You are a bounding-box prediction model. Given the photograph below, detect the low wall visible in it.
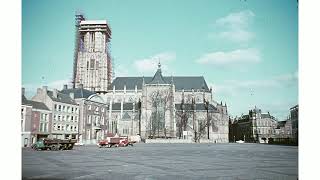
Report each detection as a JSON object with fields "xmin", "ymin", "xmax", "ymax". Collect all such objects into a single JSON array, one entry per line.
[{"xmin": 145, "ymin": 139, "xmax": 194, "ymax": 143}]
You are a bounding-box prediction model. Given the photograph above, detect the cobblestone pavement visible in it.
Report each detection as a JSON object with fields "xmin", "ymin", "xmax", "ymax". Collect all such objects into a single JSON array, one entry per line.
[{"xmin": 22, "ymin": 143, "xmax": 298, "ymax": 180}]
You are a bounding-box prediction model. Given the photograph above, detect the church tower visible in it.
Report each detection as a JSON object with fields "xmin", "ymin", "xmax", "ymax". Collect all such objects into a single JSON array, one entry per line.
[{"xmin": 73, "ymin": 13, "xmax": 112, "ymax": 93}]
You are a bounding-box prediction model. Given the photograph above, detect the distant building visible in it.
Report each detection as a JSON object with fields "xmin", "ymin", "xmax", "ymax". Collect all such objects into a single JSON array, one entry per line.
[
  {"xmin": 274, "ymin": 119, "xmax": 292, "ymax": 138},
  {"xmin": 60, "ymin": 84, "xmax": 109, "ymax": 144},
  {"xmin": 230, "ymin": 107, "xmax": 278, "ymax": 143},
  {"xmin": 21, "ymin": 88, "xmax": 51, "ymax": 147},
  {"xmin": 290, "ymin": 105, "xmax": 298, "ymax": 144},
  {"xmin": 31, "ymin": 86, "xmax": 79, "ymax": 140}
]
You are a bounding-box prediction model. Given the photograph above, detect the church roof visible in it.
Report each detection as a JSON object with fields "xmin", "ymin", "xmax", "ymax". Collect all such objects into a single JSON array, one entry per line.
[
  {"xmin": 111, "ymin": 76, "xmax": 209, "ymax": 91},
  {"xmin": 148, "ymin": 63, "xmax": 167, "ymax": 84},
  {"xmin": 175, "ymin": 103, "xmax": 218, "ymax": 111},
  {"xmin": 111, "ymin": 103, "xmax": 139, "ymax": 111}
]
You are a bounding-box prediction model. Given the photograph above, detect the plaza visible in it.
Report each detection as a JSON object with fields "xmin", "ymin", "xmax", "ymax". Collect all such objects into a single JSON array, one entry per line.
[{"xmin": 22, "ymin": 143, "xmax": 298, "ymax": 180}]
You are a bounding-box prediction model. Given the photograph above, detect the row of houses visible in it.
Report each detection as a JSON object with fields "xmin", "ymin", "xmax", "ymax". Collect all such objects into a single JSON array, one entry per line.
[
  {"xmin": 229, "ymin": 106, "xmax": 298, "ymax": 144},
  {"xmin": 21, "ymin": 85, "xmax": 136, "ymax": 147}
]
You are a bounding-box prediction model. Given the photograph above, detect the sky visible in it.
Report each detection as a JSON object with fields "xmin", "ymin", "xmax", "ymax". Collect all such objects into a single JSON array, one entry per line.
[{"xmin": 22, "ymin": 0, "xmax": 298, "ymax": 120}]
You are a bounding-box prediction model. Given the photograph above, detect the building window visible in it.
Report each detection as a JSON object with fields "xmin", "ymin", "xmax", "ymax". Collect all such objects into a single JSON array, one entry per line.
[
  {"xmin": 101, "ymin": 116, "xmax": 104, "ymax": 125},
  {"xmin": 58, "ymin": 105, "xmax": 61, "ymax": 111},
  {"xmin": 67, "ymin": 106, "xmax": 70, "ymax": 113},
  {"xmin": 90, "ymin": 59, "xmax": 95, "ymax": 69},
  {"xmin": 75, "ymin": 108, "xmax": 78, "ymax": 113},
  {"xmin": 74, "ymin": 126, "xmax": 77, "ymax": 131},
  {"xmin": 62, "ymin": 106, "xmax": 65, "ymax": 112},
  {"xmin": 62, "ymin": 115, "xmax": 65, "ymax": 121},
  {"xmin": 66, "ymin": 124, "xmax": 70, "ymax": 131},
  {"xmin": 57, "ymin": 125, "xmax": 61, "ymax": 131},
  {"xmin": 53, "ymin": 123, "xmax": 57, "ymax": 131},
  {"xmin": 54, "ymin": 104, "xmax": 57, "ymax": 111},
  {"xmin": 95, "ymin": 106, "xmax": 99, "ymax": 112},
  {"xmin": 39, "ymin": 123, "xmax": 43, "ymax": 132},
  {"xmin": 70, "ymin": 126, "xmax": 73, "ymax": 131},
  {"xmin": 75, "ymin": 116, "xmax": 78, "ymax": 122},
  {"xmin": 71, "ymin": 116, "xmax": 74, "ymax": 122},
  {"xmin": 71, "ymin": 107, "xmax": 74, "ymax": 113},
  {"xmin": 88, "ymin": 105, "xmax": 92, "ymax": 110},
  {"xmin": 58, "ymin": 115, "xmax": 61, "ymax": 121},
  {"xmin": 101, "ymin": 107, "xmax": 104, "ymax": 113}
]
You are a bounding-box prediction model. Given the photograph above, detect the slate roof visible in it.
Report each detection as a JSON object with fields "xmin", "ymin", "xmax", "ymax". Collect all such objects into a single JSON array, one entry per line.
[
  {"xmin": 60, "ymin": 88, "xmax": 95, "ymax": 99},
  {"xmin": 148, "ymin": 67, "xmax": 167, "ymax": 84},
  {"xmin": 111, "ymin": 103, "xmax": 139, "ymax": 111},
  {"xmin": 277, "ymin": 120, "xmax": 287, "ymax": 128},
  {"xmin": 21, "ymin": 95, "xmax": 50, "ymax": 111},
  {"xmin": 175, "ymin": 103, "xmax": 218, "ymax": 111},
  {"xmin": 122, "ymin": 112, "xmax": 131, "ymax": 119},
  {"xmin": 47, "ymin": 91, "xmax": 78, "ymax": 105},
  {"xmin": 111, "ymin": 76, "xmax": 209, "ymax": 91}
]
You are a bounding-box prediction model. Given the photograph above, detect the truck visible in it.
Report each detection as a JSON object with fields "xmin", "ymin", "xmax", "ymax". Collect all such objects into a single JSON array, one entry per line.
[
  {"xmin": 31, "ymin": 138, "xmax": 77, "ymax": 151},
  {"xmin": 98, "ymin": 137, "xmax": 135, "ymax": 148}
]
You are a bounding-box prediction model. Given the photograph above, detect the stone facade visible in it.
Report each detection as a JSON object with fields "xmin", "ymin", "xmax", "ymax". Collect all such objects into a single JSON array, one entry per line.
[
  {"xmin": 22, "ymin": 88, "xmax": 52, "ymax": 147},
  {"xmin": 230, "ymin": 107, "xmax": 278, "ymax": 143},
  {"xmin": 290, "ymin": 105, "xmax": 298, "ymax": 143},
  {"xmin": 74, "ymin": 18, "xmax": 112, "ymax": 92},
  {"xmin": 99, "ymin": 63, "xmax": 229, "ymax": 143},
  {"xmin": 31, "ymin": 86, "xmax": 79, "ymax": 140}
]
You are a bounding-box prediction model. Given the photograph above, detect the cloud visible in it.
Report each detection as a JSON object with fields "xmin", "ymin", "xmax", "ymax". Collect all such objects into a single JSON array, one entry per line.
[
  {"xmin": 210, "ymin": 10, "xmax": 255, "ymax": 43},
  {"xmin": 216, "ymin": 10, "xmax": 255, "ymax": 29},
  {"xmin": 209, "ymin": 71, "xmax": 298, "ymax": 120},
  {"xmin": 22, "ymin": 79, "xmax": 70, "ymax": 98},
  {"xmin": 114, "ymin": 64, "xmax": 129, "ymax": 77},
  {"xmin": 211, "ymin": 71, "xmax": 298, "ymax": 96},
  {"xmin": 133, "ymin": 52, "xmax": 176, "ymax": 74},
  {"xmin": 196, "ymin": 48, "xmax": 261, "ymax": 65}
]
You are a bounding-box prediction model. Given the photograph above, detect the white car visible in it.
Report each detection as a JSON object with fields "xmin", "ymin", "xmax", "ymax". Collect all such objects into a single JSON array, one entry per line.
[
  {"xmin": 75, "ymin": 142, "xmax": 84, "ymax": 146},
  {"xmin": 236, "ymin": 140, "xmax": 244, "ymax": 143}
]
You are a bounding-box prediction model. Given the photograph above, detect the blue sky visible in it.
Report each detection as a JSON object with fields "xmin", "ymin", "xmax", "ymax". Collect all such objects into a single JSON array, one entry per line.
[{"xmin": 22, "ymin": 0, "xmax": 298, "ymax": 120}]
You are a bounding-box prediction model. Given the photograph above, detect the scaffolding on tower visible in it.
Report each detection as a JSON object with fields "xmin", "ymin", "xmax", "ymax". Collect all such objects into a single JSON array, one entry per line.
[
  {"xmin": 72, "ymin": 11, "xmax": 85, "ymax": 88},
  {"xmin": 106, "ymin": 41, "xmax": 113, "ymax": 88}
]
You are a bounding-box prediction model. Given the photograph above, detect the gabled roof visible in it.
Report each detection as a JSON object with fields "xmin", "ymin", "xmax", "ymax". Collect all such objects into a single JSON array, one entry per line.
[
  {"xmin": 111, "ymin": 76, "xmax": 209, "ymax": 91},
  {"xmin": 60, "ymin": 88, "xmax": 95, "ymax": 99},
  {"xmin": 148, "ymin": 65, "xmax": 167, "ymax": 84},
  {"xmin": 47, "ymin": 91, "xmax": 77, "ymax": 105},
  {"xmin": 175, "ymin": 103, "xmax": 218, "ymax": 111},
  {"xmin": 122, "ymin": 112, "xmax": 131, "ymax": 120},
  {"xmin": 21, "ymin": 95, "xmax": 50, "ymax": 111}
]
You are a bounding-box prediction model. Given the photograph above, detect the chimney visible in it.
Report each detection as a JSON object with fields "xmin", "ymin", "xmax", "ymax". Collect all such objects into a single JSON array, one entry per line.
[
  {"xmin": 37, "ymin": 88, "xmax": 42, "ymax": 95},
  {"xmin": 70, "ymin": 92, "xmax": 74, "ymax": 99},
  {"xmin": 63, "ymin": 84, "xmax": 68, "ymax": 90},
  {"xmin": 22, "ymin": 87, "xmax": 25, "ymax": 96},
  {"xmin": 79, "ymin": 84, "xmax": 83, "ymax": 89},
  {"xmin": 43, "ymin": 86, "xmax": 48, "ymax": 92},
  {"xmin": 53, "ymin": 89, "xmax": 58, "ymax": 98}
]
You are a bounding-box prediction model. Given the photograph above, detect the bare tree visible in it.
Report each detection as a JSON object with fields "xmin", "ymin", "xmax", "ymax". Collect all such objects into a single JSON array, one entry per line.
[{"xmin": 146, "ymin": 89, "xmax": 173, "ymax": 138}]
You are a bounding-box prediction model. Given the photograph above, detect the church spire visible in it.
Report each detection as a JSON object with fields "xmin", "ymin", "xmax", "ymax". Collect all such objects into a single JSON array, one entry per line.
[{"xmin": 148, "ymin": 60, "xmax": 166, "ymax": 84}]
